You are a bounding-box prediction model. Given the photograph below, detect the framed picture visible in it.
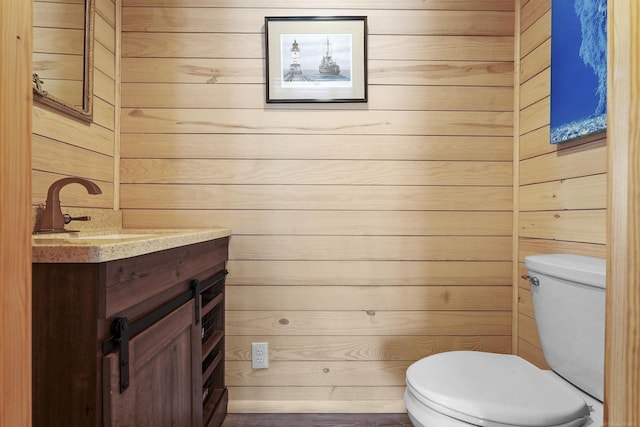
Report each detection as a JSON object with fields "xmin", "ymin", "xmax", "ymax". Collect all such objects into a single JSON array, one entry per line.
[
  {"xmin": 265, "ymin": 16, "xmax": 368, "ymax": 103},
  {"xmin": 550, "ymin": 0, "xmax": 607, "ymax": 144}
]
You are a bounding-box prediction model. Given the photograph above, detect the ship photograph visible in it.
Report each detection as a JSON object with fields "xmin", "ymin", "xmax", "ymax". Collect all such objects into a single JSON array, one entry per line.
[
  {"xmin": 319, "ymin": 38, "xmax": 340, "ymax": 75},
  {"xmin": 280, "ymin": 33, "xmax": 352, "ymax": 87}
]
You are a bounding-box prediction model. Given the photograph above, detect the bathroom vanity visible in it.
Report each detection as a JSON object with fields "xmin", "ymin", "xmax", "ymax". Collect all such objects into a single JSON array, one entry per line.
[{"xmin": 32, "ymin": 229, "xmax": 230, "ymax": 426}]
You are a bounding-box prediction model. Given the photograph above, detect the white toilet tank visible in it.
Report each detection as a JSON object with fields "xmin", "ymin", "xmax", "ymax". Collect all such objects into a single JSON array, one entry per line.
[{"xmin": 524, "ymin": 254, "xmax": 606, "ymax": 402}]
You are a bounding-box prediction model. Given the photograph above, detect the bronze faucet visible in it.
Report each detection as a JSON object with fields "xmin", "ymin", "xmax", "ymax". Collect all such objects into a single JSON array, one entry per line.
[{"xmin": 36, "ymin": 177, "xmax": 102, "ymax": 233}]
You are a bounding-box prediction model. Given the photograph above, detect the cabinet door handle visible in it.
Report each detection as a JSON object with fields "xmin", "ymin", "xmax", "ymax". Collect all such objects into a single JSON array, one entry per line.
[{"xmin": 111, "ymin": 318, "xmax": 130, "ymax": 393}]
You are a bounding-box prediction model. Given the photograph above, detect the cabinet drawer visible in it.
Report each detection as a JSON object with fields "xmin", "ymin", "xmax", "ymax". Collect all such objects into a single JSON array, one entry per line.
[{"xmin": 103, "ymin": 238, "xmax": 228, "ymax": 319}]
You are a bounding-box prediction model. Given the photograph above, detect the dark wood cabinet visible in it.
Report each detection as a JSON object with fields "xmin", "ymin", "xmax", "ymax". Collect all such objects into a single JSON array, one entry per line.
[
  {"xmin": 200, "ymin": 272, "xmax": 228, "ymax": 427},
  {"xmin": 32, "ymin": 237, "xmax": 229, "ymax": 427}
]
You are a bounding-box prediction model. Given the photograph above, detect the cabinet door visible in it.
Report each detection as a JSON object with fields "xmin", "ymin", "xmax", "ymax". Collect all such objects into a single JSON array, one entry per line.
[{"xmin": 103, "ymin": 300, "xmax": 200, "ymax": 427}]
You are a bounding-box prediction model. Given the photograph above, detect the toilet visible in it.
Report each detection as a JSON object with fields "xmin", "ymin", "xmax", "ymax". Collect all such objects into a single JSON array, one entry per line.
[{"xmin": 404, "ymin": 254, "xmax": 605, "ymax": 427}]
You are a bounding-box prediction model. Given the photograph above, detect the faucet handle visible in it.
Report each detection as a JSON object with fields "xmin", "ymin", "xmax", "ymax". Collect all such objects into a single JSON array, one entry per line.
[{"xmin": 63, "ymin": 214, "xmax": 92, "ymax": 225}]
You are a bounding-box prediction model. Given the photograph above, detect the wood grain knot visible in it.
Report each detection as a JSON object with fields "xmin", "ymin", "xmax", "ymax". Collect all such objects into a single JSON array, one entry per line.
[{"xmin": 279, "ymin": 318, "xmax": 289, "ymax": 325}]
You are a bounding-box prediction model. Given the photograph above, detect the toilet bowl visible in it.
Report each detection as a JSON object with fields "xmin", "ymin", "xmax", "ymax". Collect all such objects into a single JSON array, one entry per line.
[
  {"xmin": 404, "ymin": 351, "xmax": 602, "ymax": 427},
  {"xmin": 404, "ymin": 254, "xmax": 606, "ymax": 427}
]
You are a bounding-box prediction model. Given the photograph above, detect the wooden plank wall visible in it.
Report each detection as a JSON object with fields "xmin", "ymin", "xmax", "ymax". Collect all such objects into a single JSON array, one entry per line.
[
  {"xmin": 606, "ymin": 0, "xmax": 640, "ymax": 423},
  {"xmin": 32, "ymin": 0, "xmax": 117, "ymax": 211},
  {"xmin": 119, "ymin": 0, "xmax": 515, "ymax": 413},
  {"xmin": 1, "ymin": 0, "xmax": 32, "ymax": 424},
  {"xmin": 517, "ymin": 0, "xmax": 607, "ymax": 368},
  {"xmin": 33, "ymin": 0, "xmax": 85, "ymax": 106}
]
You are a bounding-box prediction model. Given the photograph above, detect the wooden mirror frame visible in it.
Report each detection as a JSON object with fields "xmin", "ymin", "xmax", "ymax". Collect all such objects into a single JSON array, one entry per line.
[{"xmin": 32, "ymin": 0, "xmax": 94, "ymax": 122}]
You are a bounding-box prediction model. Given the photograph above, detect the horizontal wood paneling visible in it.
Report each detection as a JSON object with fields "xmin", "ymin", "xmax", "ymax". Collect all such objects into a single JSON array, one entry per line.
[
  {"xmin": 227, "ymin": 311, "xmax": 511, "ymax": 336},
  {"xmin": 520, "ymin": 10, "xmax": 550, "ymax": 58},
  {"xmin": 520, "ymin": 97, "xmax": 549, "ymax": 135},
  {"xmin": 121, "ymin": 58, "xmax": 514, "ymax": 86},
  {"xmin": 121, "ymin": 159, "xmax": 512, "ymax": 186},
  {"xmin": 32, "ymin": 107, "xmax": 113, "ymax": 154},
  {"xmin": 123, "ymin": 0, "xmax": 516, "ymax": 10},
  {"xmin": 225, "ymin": 388, "xmax": 411, "ymax": 413},
  {"xmin": 519, "ymin": 237, "xmax": 606, "ymax": 260},
  {"xmin": 519, "ymin": 174, "xmax": 607, "ymax": 211},
  {"xmin": 520, "ymin": 68, "xmax": 549, "ymax": 109},
  {"xmin": 93, "ymin": 97, "xmax": 115, "ymax": 130},
  {"xmin": 225, "ymin": 261, "xmax": 513, "ymax": 286},
  {"xmin": 95, "ymin": 40, "xmax": 115, "ymax": 77},
  {"xmin": 227, "ymin": 386, "xmax": 406, "ymax": 403},
  {"xmin": 122, "ymin": 34, "xmax": 514, "ymax": 61},
  {"xmin": 521, "ymin": 128, "xmax": 605, "ymax": 161},
  {"xmin": 32, "ymin": 135, "xmax": 114, "ymax": 182},
  {"xmin": 516, "ymin": 4, "xmax": 607, "ymax": 369},
  {"xmin": 95, "ymin": 14, "xmax": 115, "ymax": 54},
  {"xmin": 225, "ymin": 360, "xmax": 410, "ymax": 387},
  {"xmin": 518, "ymin": 312, "xmax": 542, "ymax": 349},
  {"xmin": 120, "ymin": 1, "xmax": 514, "ymax": 412},
  {"xmin": 34, "ymin": 1, "xmax": 83, "ymax": 29},
  {"xmin": 119, "ymin": 134, "xmax": 513, "ymax": 161},
  {"xmin": 228, "ymin": 400, "xmax": 407, "ymax": 414},
  {"xmin": 32, "ymin": 0, "xmax": 117, "ymax": 211},
  {"xmin": 229, "ymin": 236, "xmax": 512, "ymax": 261},
  {"xmin": 518, "ymin": 287, "xmax": 534, "ymax": 318},
  {"xmin": 121, "ymin": 84, "xmax": 514, "ymax": 111},
  {"xmin": 521, "ymin": 139, "xmax": 607, "ymax": 185},
  {"xmin": 121, "ymin": 109, "xmax": 513, "ymax": 136},
  {"xmin": 520, "ymin": 0, "xmax": 549, "ymax": 32},
  {"xmin": 519, "ymin": 210, "xmax": 606, "ymax": 244},
  {"xmin": 120, "ymin": 184, "xmax": 512, "ymax": 211},
  {"xmin": 226, "ymin": 336, "xmax": 511, "ymax": 362},
  {"xmin": 125, "ymin": 210, "xmax": 513, "ymax": 236},
  {"xmin": 518, "ymin": 339, "xmax": 549, "ymax": 369},
  {"xmin": 96, "ymin": 0, "xmax": 115, "ymax": 26},
  {"xmin": 520, "ymin": 39, "xmax": 550, "ymax": 84},
  {"xmin": 122, "ymin": 8, "xmax": 514, "ymax": 36},
  {"xmin": 227, "ymin": 286, "xmax": 512, "ymax": 311},
  {"xmin": 94, "ymin": 69, "xmax": 115, "ymax": 105}
]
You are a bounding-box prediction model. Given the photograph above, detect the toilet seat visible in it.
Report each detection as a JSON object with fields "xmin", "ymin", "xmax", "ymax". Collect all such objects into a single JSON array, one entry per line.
[{"xmin": 406, "ymin": 351, "xmax": 590, "ymax": 427}]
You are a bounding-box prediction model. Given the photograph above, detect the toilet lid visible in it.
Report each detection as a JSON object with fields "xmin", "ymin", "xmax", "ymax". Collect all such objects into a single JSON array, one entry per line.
[{"xmin": 406, "ymin": 351, "xmax": 589, "ymax": 427}]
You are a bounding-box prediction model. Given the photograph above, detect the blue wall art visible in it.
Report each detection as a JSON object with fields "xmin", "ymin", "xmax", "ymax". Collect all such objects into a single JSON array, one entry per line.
[{"xmin": 550, "ymin": 0, "xmax": 607, "ymax": 144}]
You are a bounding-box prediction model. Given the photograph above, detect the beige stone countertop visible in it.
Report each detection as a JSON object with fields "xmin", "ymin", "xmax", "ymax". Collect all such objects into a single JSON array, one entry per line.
[{"xmin": 32, "ymin": 228, "xmax": 231, "ymax": 263}]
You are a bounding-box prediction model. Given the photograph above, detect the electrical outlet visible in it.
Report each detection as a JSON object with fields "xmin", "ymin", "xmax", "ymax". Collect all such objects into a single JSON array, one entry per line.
[{"xmin": 252, "ymin": 342, "xmax": 269, "ymax": 369}]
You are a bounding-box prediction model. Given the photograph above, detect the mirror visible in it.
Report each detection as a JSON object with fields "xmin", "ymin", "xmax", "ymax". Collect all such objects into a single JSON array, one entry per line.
[{"xmin": 32, "ymin": 0, "xmax": 94, "ymax": 122}]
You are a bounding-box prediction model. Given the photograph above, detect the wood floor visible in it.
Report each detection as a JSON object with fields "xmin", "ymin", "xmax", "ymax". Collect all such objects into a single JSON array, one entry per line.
[{"xmin": 221, "ymin": 413, "xmax": 413, "ymax": 427}]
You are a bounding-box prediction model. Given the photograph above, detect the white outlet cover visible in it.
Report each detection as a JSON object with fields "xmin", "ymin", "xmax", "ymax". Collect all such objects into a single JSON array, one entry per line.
[{"xmin": 251, "ymin": 342, "xmax": 269, "ymax": 369}]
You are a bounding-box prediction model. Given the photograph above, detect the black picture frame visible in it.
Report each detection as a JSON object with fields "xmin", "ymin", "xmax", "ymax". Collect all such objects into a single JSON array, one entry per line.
[{"xmin": 265, "ymin": 16, "xmax": 368, "ymax": 103}]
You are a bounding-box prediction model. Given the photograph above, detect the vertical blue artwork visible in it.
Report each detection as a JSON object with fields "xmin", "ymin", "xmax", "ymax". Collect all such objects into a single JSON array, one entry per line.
[{"xmin": 550, "ymin": 0, "xmax": 607, "ymax": 144}]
